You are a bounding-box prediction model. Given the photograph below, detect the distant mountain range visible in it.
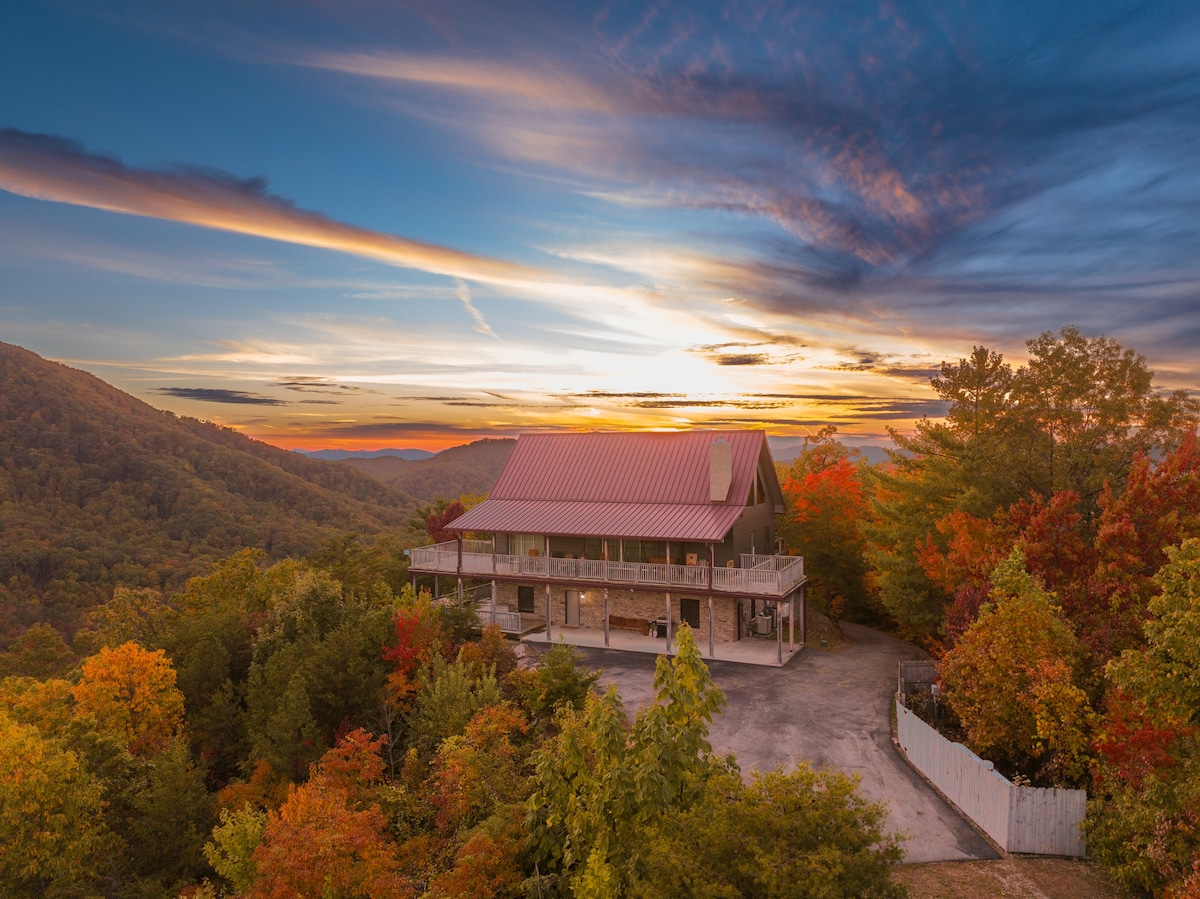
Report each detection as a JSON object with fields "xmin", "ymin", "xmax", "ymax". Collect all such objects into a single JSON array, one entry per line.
[
  {"xmin": 295, "ymin": 448, "xmax": 435, "ymax": 461},
  {"xmin": 0, "ymin": 341, "xmax": 415, "ymax": 638},
  {"xmin": 340, "ymin": 439, "xmax": 516, "ymax": 503},
  {"xmin": 768, "ymin": 439, "xmax": 894, "ymax": 467}
]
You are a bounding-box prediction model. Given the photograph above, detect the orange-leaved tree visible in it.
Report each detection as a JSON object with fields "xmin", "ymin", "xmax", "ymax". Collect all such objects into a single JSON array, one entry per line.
[{"xmin": 72, "ymin": 641, "xmax": 185, "ymax": 756}]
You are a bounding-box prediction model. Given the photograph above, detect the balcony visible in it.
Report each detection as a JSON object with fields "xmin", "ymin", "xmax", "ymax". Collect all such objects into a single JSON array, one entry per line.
[{"xmin": 410, "ymin": 541, "xmax": 805, "ymax": 598}]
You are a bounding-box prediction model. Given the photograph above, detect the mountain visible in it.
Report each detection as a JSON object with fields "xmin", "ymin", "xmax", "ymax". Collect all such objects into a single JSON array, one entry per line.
[
  {"xmin": 0, "ymin": 342, "xmax": 414, "ymax": 638},
  {"xmin": 342, "ymin": 438, "xmax": 516, "ymax": 502},
  {"xmin": 769, "ymin": 439, "xmax": 894, "ymax": 467},
  {"xmin": 295, "ymin": 448, "xmax": 435, "ymax": 461}
]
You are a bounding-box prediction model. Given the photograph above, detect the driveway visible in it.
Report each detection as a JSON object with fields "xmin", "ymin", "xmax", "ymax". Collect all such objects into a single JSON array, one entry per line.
[{"xmin": 562, "ymin": 622, "xmax": 997, "ymax": 864}]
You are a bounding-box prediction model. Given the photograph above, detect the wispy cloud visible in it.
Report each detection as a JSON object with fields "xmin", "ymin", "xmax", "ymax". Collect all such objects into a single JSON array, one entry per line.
[
  {"xmin": 153, "ymin": 387, "xmax": 285, "ymax": 405},
  {"xmin": 0, "ymin": 128, "xmax": 539, "ymax": 286}
]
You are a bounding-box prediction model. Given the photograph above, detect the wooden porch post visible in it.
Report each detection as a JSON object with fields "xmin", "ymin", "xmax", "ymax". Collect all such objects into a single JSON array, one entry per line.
[
  {"xmin": 434, "ymin": 575, "xmax": 439, "ymax": 598},
  {"xmin": 457, "ymin": 577, "xmax": 463, "ymax": 601},
  {"xmin": 603, "ymin": 588, "xmax": 610, "ymax": 648},
  {"xmin": 665, "ymin": 592, "xmax": 672, "ymax": 650},
  {"xmin": 545, "ymin": 583, "xmax": 552, "ymax": 641},
  {"xmin": 490, "ymin": 580, "xmax": 498, "ymax": 627},
  {"xmin": 801, "ymin": 583, "xmax": 807, "ymax": 645},
  {"xmin": 456, "ymin": 534, "xmax": 463, "ymax": 577},
  {"xmin": 708, "ymin": 595, "xmax": 715, "ymax": 659},
  {"xmin": 789, "ymin": 593, "xmax": 795, "ymax": 652},
  {"xmin": 776, "ymin": 601, "xmax": 783, "ymax": 665}
]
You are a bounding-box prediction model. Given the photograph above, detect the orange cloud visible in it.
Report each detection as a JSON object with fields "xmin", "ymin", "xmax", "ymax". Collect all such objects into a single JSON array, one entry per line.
[{"xmin": 0, "ymin": 129, "xmax": 538, "ymax": 287}]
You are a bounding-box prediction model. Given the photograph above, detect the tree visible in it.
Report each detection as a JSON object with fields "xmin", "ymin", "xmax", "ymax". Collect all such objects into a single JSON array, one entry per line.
[
  {"xmin": 632, "ymin": 765, "xmax": 906, "ymax": 899},
  {"xmin": 0, "ymin": 622, "xmax": 77, "ymax": 679},
  {"xmin": 525, "ymin": 624, "xmax": 724, "ymax": 898},
  {"xmin": 0, "ymin": 712, "xmax": 109, "ymax": 898},
  {"xmin": 939, "ymin": 552, "xmax": 1092, "ymax": 784},
  {"xmin": 778, "ymin": 432, "xmax": 872, "ymax": 620},
  {"xmin": 72, "ymin": 640, "xmax": 185, "ymax": 756},
  {"xmin": 1087, "ymin": 539, "xmax": 1200, "ymax": 898},
  {"xmin": 246, "ymin": 731, "xmax": 412, "ymax": 899},
  {"xmin": 865, "ymin": 328, "xmax": 1196, "ymax": 640}
]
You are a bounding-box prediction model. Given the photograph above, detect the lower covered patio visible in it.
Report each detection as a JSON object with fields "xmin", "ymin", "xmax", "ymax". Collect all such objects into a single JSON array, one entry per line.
[{"xmin": 520, "ymin": 623, "xmax": 801, "ymax": 668}]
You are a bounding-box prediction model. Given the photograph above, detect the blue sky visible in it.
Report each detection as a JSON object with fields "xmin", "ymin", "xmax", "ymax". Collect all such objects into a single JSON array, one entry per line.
[{"xmin": 2, "ymin": 0, "xmax": 1198, "ymax": 449}]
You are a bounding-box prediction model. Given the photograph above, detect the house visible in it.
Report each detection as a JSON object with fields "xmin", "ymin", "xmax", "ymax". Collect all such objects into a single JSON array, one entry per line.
[{"xmin": 408, "ymin": 430, "xmax": 806, "ymax": 662}]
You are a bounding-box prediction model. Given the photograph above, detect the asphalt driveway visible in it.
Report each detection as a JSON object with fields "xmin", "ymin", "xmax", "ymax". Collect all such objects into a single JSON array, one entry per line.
[{"xmin": 563, "ymin": 622, "xmax": 997, "ymax": 864}]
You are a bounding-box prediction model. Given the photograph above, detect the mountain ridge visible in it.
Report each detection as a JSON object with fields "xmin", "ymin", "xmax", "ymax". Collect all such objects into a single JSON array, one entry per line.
[{"xmin": 0, "ymin": 341, "xmax": 416, "ymax": 638}]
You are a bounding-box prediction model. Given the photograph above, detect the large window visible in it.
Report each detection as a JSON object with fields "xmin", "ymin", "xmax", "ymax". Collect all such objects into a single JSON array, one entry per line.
[{"xmin": 510, "ymin": 534, "xmax": 543, "ymax": 557}]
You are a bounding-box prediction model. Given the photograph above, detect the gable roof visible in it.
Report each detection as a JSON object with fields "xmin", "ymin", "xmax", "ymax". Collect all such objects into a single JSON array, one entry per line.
[{"xmin": 447, "ymin": 430, "xmax": 782, "ymax": 542}]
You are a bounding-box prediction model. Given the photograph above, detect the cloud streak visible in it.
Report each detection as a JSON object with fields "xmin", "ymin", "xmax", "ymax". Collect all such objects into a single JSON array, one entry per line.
[{"xmin": 0, "ymin": 128, "xmax": 539, "ymax": 287}]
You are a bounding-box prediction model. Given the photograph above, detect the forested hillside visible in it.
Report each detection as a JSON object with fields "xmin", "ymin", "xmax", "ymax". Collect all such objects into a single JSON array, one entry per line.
[
  {"xmin": 343, "ymin": 438, "xmax": 514, "ymax": 501},
  {"xmin": 0, "ymin": 342, "xmax": 415, "ymax": 638}
]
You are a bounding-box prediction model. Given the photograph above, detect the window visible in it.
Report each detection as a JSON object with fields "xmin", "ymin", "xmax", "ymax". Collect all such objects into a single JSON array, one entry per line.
[
  {"xmin": 518, "ymin": 586, "xmax": 535, "ymax": 614},
  {"xmin": 681, "ymin": 598, "xmax": 701, "ymax": 629}
]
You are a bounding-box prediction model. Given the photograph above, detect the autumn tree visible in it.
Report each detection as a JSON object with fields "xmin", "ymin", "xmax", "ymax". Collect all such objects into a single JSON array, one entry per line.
[
  {"xmin": 246, "ymin": 730, "xmax": 412, "ymax": 899},
  {"xmin": 72, "ymin": 640, "xmax": 185, "ymax": 756},
  {"xmin": 0, "ymin": 712, "xmax": 109, "ymax": 898},
  {"xmin": 939, "ymin": 552, "xmax": 1093, "ymax": 784},
  {"xmin": 1087, "ymin": 539, "xmax": 1200, "ymax": 898},
  {"xmin": 777, "ymin": 429, "xmax": 872, "ymax": 620},
  {"xmin": 866, "ymin": 328, "xmax": 1196, "ymax": 639}
]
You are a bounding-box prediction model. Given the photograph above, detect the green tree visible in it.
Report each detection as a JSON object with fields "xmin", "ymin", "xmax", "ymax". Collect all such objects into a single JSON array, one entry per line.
[
  {"xmin": 632, "ymin": 765, "xmax": 906, "ymax": 899},
  {"xmin": 865, "ymin": 328, "xmax": 1196, "ymax": 639},
  {"xmin": 525, "ymin": 624, "xmax": 724, "ymax": 898},
  {"xmin": 0, "ymin": 712, "xmax": 109, "ymax": 898},
  {"xmin": 1087, "ymin": 538, "xmax": 1200, "ymax": 897}
]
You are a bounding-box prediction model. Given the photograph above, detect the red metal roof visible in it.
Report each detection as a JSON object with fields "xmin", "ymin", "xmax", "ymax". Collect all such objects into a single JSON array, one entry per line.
[{"xmin": 447, "ymin": 430, "xmax": 777, "ymax": 542}]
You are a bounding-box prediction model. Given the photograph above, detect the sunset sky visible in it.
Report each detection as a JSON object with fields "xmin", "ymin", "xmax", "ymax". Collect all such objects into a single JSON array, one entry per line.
[{"xmin": 3, "ymin": 1, "xmax": 1199, "ymax": 451}]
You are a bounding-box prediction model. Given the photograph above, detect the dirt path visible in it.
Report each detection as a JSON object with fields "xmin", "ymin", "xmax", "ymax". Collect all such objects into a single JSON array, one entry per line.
[{"xmin": 894, "ymin": 857, "xmax": 1130, "ymax": 898}]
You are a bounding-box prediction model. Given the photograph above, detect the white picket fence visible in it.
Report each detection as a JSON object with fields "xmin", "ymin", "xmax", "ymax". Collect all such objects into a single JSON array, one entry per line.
[{"xmin": 895, "ymin": 701, "xmax": 1086, "ymax": 856}]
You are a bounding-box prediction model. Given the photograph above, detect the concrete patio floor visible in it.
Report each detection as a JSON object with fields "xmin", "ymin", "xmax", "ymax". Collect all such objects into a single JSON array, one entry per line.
[{"xmin": 521, "ymin": 624, "xmax": 800, "ymax": 667}]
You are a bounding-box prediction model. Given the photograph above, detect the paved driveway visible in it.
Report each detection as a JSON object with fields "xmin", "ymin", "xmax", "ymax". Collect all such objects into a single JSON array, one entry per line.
[{"xmin": 563, "ymin": 622, "xmax": 997, "ymax": 864}]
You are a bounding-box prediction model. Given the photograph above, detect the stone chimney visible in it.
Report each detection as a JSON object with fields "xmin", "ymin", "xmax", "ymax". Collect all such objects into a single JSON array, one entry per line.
[{"xmin": 709, "ymin": 438, "xmax": 732, "ymax": 502}]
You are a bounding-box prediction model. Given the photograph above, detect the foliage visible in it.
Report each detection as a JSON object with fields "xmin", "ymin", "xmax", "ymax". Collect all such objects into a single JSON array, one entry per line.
[
  {"xmin": 777, "ymin": 428, "xmax": 872, "ymax": 620},
  {"xmin": 73, "ymin": 640, "xmax": 186, "ymax": 756},
  {"xmin": 632, "ymin": 765, "xmax": 907, "ymax": 899},
  {"xmin": 516, "ymin": 640, "xmax": 600, "ymax": 722},
  {"xmin": 407, "ymin": 657, "xmax": 504, "ymax": 759},
  {"xmin": 1087, "ymin": 539, "xmax": 1200, "ymax": 898},
  {"xmin": 205, "ymin": 805, "xmax": 267, "ymax": 894},
  {"xmin": 0, "ymin": 711, "xmax": 109, "ymax": 898},
  {"xmin": 0, "ymin": 342, "xmax": 411, "ymax": 641},
  {"xmin": 525, "ymin": 624, "xmax": 724, "ymax": 898},
  {"xmin": 864, "ymin": 328, "xmax": 1197, "ymax": 640},
  {"xmin": 0, "ymin": 621, "xmax": 78, "ymax": 678},
  {"xmin": 939, "ymin": 552, "xmax": 1093, "ymax": 784}
]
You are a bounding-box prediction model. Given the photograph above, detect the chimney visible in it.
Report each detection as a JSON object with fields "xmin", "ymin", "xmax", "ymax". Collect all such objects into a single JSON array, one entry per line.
[{"xmin": 709, "ymin": 438, "xmax": 732, "ymax": 502}]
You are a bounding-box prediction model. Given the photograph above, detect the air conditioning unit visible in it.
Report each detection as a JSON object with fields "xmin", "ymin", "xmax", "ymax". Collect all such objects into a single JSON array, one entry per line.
[{"xmin": 754, "ymin": 614, "xmax": 772, "ymax": 636}]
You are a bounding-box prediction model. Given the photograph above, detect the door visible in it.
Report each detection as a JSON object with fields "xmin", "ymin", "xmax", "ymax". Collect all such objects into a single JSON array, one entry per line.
[
  {"xmin": 517, "ymin": 585, "xmax": 535, "ymax": 614},
  {"xmin": 681, "ymin": 598, "xmax": 701, "ymax": 630},
  {"xmin": 566, "ymin": 589, "xmax": 581, "ymax": 626}
]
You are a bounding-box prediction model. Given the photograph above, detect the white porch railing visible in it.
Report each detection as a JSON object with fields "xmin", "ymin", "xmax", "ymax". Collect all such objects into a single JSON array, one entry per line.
[{"xmin": 410, "ymin": 542, "xmax": 805, "ymax": 597}]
